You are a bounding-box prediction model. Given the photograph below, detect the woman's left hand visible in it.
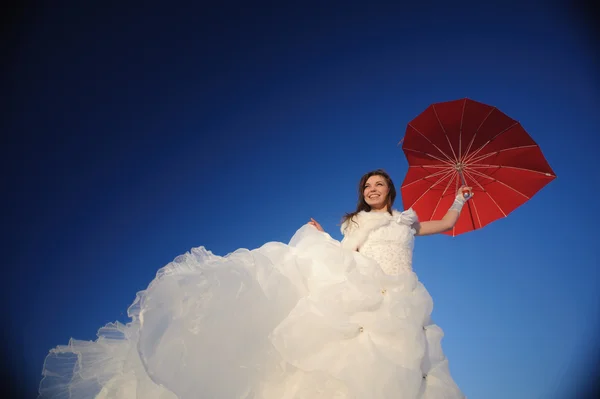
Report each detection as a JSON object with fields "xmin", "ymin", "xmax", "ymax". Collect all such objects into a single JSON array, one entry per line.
[
  {"xmin": 457, "ymin": 186, "xmax": 473, "ymax": 201},
  {"xmin": 308, "ymin": 218, "xmax": 324, "ymax": 232}
]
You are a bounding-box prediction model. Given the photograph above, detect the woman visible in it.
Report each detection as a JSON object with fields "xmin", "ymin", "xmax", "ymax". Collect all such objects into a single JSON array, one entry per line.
[{"xmin": 40, "ymin": 169, "xmax": 470, "ymax": 399}]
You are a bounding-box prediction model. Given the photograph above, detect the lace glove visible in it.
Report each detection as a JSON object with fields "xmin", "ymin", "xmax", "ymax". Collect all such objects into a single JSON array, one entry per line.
[{"xmin": 449, "ymin": 187, "xmax": 473, "ymax": 214}]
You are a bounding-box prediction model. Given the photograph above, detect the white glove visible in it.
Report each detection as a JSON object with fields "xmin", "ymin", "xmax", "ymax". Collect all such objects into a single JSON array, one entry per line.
[{"xmin": 449, "ymin": 187, "xmax": 473, "ymax": 214}]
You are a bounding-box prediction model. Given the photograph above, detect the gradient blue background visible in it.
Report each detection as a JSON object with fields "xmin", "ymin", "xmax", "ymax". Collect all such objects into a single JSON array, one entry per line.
[{"xmin": 6, "ymin": 1, "xmax": 599, "ymax": 397}]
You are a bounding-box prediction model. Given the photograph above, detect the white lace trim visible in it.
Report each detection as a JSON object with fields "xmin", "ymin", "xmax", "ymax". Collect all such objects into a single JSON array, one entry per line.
[{"xmin": 340, "ymin": 209, "xmax": 418, "ymax": 251}]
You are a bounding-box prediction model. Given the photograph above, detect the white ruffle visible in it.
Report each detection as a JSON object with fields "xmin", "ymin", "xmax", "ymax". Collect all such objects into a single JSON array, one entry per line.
[{"xmin": 39, "ymin": 217, "xmax": 464, "ymax": 399}]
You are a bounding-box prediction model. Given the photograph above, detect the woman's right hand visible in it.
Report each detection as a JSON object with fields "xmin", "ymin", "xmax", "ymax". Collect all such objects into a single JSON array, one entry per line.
[{"xmin": 308, "ymin": 218, "xmax": 324, "ymax": 232}]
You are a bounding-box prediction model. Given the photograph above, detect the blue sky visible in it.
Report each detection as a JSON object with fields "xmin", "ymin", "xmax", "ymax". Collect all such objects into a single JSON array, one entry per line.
[{"xmin": 6, "ymin": 1, "xmax": 599, "ymax": 397}]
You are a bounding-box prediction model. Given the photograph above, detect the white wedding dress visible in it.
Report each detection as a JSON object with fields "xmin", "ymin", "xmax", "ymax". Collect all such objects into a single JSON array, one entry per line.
[{"xmin": 39, "ymin": 209, "xmax": 465, "ymax": 399}]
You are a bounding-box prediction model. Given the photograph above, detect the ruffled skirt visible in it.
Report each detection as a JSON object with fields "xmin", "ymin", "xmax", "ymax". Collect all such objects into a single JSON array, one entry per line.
[{"xmin": 39, "ymin": 225, "xmax": 464, "ymax": 398}]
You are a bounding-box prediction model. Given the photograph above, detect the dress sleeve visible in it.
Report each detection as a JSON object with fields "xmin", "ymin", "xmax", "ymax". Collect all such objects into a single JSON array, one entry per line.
[{"xmin": 396, "ymin": 208, "xmax": 419, "ymax": 234}]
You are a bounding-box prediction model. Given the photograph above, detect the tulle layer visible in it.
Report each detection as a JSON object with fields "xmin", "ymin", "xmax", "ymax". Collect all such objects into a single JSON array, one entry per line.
[
  {"xmin": 39, "ymin": 225, "xmax": 464, "ymax": 398},
  {"xmin": 39, "ymin": 323, "xmax": 176, "ymax": 399}
]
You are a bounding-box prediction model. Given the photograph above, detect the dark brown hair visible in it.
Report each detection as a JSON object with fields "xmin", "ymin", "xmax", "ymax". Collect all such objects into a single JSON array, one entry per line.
[{"xmin": 341, "ymin": 169, "xmax": 397, "ymax": 227}]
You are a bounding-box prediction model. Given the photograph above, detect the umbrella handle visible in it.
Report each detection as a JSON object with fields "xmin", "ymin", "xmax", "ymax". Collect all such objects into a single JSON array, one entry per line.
[{"xmin": 458, "ymin": 171, "xmax": 472, "ymax": 200}]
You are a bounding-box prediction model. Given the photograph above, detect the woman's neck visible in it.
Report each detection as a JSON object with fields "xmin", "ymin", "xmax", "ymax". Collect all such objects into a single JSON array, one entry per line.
[{"xmin": 369, "ymin": 206, "xmax": 389, "ymax": 213}]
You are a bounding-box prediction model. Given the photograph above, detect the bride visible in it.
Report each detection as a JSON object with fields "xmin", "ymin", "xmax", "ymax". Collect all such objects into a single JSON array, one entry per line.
[{"xmin": 39, "ymin": 169, "xmax": 470, "ymax": 399}]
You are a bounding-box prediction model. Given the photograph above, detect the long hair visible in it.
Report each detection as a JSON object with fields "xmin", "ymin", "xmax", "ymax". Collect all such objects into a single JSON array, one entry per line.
[{"xmin": 341, "ymin": 169, "xmax": 397, "ymax": 227}]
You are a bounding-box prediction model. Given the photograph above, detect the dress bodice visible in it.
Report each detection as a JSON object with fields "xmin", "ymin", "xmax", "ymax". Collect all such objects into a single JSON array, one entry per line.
[{"xmin": 340, "ymin": 209, "xmax": 418, "ymax": 275}]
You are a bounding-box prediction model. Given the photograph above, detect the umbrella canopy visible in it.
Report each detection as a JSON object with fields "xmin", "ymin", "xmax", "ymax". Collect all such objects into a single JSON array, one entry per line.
[{"xmin": 400, "ymin": 98, "xmax": 556, "ymax": 236}]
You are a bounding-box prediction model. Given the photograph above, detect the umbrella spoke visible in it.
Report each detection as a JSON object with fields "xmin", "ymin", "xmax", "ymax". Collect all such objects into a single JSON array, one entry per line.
[
  {"xmin": 461, "ymin": 168, "xmax": 488, "ymax": 192},
  {"xmin": 458, "ymin": 99, "xmax": 466, "ymax": 161},
  {"xmin": 408, "ymin": 124, "xmax": 457, "ymax": 164},
  {"xmin": 408, "ymin": 169, "xmax": 457, "ymax": 209},
  {"xmin": 463, "ymin": 167, "xmax": 499, "ymax": 183},
  {"xmin": 463, "ymin": 122, "xmax": 520, "ymax": 164},
  {"xmin": 428, "ymin": 169, "xmax": 458, "ymax": 220},
  {"xmin": 484, "ymin": 192, "xmax": 507, "ymax": 217},
  {"xmin": 403, "ymin": 148, "xmax": 456, "ymax": 166},
  {"xmin": 463, "ymin": 169, "xmax": 507, "ymax": 217},
  {"xmin": 423, "ymin": 168, "xmax": 455, "ymax": 176},
  {"xmin": 465, "ymin": 145, "xmax": 539, "ymax": 165},
  {"xmin": 409, "ymin": 165, "xmax": 451, "ymax": 169},
  {"xmin": 467, "ymin": 163, "xmax": 555, "ymax": 177},
  {"xmin": 403, "ymin": 167, "xmax": 455, "ymax": 188},
  {"xmin": 433, "ymin": 104, "xmax": 459, "ymax": 163},
  {"xmin": 461, "ymin": 106, "xmax": 495, "ymax": 162},
  {"xmin": 464, "ymin": 168, "xmax": 530, "ymax": 199}
]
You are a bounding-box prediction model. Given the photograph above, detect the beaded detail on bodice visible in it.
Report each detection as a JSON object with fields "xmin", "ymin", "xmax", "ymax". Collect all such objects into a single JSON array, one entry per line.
[{"xmin": 340, "ymin": 209, "xmax": 418, "ymax": 275}]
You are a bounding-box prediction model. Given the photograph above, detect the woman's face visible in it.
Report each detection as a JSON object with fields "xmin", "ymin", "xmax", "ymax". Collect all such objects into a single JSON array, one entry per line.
[{"xmin": 363, "ymin": 175, "xmax": 390, "ymax": 211}]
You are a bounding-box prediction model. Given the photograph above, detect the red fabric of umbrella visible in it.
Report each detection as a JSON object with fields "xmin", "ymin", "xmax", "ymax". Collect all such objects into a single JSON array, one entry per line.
[{"xmin": 400, "ymin": 98, "xmax": 556, "ymax": 236}]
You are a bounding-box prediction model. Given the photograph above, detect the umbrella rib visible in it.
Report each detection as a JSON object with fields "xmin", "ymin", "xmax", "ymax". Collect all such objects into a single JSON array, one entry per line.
[
  {"xmin": 402, "ymin": 147, "xmax": 455, "ymax": 166},
  {"xmin": 402, "ymin": 167, "xmax": 455, "ymax": 188},
  {"xmin": 429, "ymin": 170, "xmax": 458, "ymax": 219},
  {"xmin": 463, "ymin": 169, "xmax": 507, "ymax": 218},
  {"xmin": 407, "ymin": 123, "xmax": 456, "ymax": 164},
  {"xmin": 407, "ymin": 169, "xmax": 457, "ymax": 210},
  {"xmin": 465, "ymin": 168, "xmax": 531, "ymax": 199},
  {"xmin": 432, "ymin": 104, "xmax": 459, "ymax": 162},
  {"xmin": 461, "ymin": 106, "xmax": 495, "ymax": 162},
  {"xmin": 465, "ymin": 144, "xmax": 539, "ymax": 165},
  {"xmin": 484, "ymin": 191, "xmax": 507, "ymax": 217},
  {"xmin": 463, "ymin": 122, "xmax": 520, "ymax": 164},
  {"xmin": 464, "ymin": 168, "xmax": 497, "ymax": 182},
  {"xmin": 461, "ymin": 168, "xmax": 487, "ymax": 192},
  {"xmin": 409, "ymin": 165, "xmax": 450, "ymax": 169},
  {"xmin": 458, "ymin": 99, "xmax": 466, "ymax": 161},
  {"xmin": 467, "ymin": 163, "xmax": 555, "ymax": 177}
]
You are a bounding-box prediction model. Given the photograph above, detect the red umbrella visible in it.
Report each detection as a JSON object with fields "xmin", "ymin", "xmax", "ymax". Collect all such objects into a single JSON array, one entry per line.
[{"xmin": 400, "ymin": 98, "xmax": 556, "ymax": 236}]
